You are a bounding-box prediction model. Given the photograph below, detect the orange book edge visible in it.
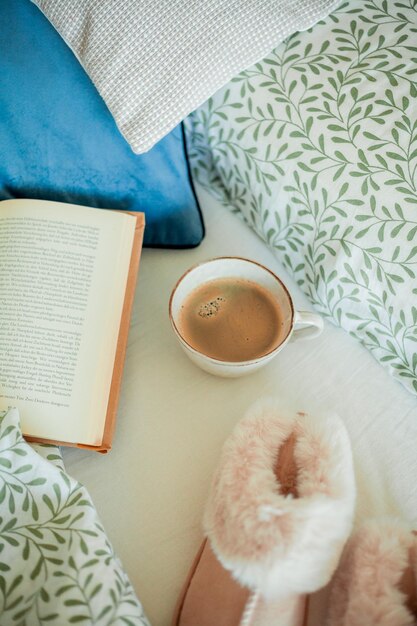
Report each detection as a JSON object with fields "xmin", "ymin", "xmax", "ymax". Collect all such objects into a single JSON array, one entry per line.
[{"xmin": 24, "ymin": 210, "xmax": 145, "ymax": 453}]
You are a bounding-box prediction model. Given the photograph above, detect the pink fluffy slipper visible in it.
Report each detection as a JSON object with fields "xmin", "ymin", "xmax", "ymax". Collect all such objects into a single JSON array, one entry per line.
[
  {"xmin": 326, "ymin": 518, "xmax": 417, "ymax": 626},
  {"xmin": 172, "ymin": 399, "xmax": 356, "ymax": 626}
]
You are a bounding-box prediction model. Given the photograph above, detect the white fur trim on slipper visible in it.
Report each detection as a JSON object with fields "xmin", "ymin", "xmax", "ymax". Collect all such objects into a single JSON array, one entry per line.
[
  {"xmin": 326, "ymin": 518, "xmax": 417, "ymax": 626},
  {"xmin": 203, "ymin": 398, "xmax": 356, "ymax": 600}
]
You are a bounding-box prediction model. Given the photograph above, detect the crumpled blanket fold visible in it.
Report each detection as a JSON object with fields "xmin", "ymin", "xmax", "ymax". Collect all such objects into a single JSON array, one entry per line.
[{"xmin": 0, "ymin": 407, "xmax": 150, "ymax": 626}]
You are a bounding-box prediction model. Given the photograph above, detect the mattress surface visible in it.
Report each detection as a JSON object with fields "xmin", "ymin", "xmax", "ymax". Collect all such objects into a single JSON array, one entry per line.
[{"xmin": 63, "ymin": 187, "xmax": 417, "ymax": 626}]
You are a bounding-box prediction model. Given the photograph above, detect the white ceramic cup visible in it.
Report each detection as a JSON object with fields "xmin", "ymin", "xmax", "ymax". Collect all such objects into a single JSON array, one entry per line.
[{"xmin": 169, "ymin": 257, "xmax": 323, "ymax": 377}]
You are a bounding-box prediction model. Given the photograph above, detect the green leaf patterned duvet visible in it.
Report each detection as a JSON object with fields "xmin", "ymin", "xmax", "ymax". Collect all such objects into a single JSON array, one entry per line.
[
  {"xmin": 186, "ymin": 0, "xmax": 417, "ymax": 396},
  {"xmin": 0, "ymin": 408, "xmax": 150, "ymax": 626}
]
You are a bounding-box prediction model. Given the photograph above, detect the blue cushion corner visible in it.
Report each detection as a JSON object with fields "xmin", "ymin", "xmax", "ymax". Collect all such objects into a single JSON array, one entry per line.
[{"xmin": 0, "ymin": 0, "xmax": 204, "ymax": 249}]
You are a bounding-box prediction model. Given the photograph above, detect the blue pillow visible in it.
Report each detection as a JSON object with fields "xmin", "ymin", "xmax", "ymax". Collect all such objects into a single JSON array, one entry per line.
[{"xmin": 0, "ymin": 0, "xmax": 204, "ymax": 248}]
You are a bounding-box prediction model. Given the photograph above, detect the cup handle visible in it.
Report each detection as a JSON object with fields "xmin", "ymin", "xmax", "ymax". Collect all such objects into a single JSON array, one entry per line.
[{"xmin": 291, "ymin": 310, "xmax": 324, "ymax": 342}]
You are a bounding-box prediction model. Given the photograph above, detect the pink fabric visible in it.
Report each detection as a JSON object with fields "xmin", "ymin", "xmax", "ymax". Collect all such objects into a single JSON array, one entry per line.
[{"xmin": 327, "ymin": 519, "xmax": 417, "ymax": 626}]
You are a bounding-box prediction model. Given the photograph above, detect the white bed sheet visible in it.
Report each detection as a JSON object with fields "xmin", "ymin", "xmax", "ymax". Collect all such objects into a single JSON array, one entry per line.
[{"xmin": 63, "ymin": 186, "xmax": 417, "ymax": 626}]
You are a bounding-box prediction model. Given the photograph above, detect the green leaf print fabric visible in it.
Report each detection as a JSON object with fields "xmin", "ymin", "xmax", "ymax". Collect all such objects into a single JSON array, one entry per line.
[
  {"xmin": 0, "ymin": 408, "xmax": 150, "ymax": 626},
  {"xmin": 186, "ymin": 0, "xmax": 417, "ymax": 395}
]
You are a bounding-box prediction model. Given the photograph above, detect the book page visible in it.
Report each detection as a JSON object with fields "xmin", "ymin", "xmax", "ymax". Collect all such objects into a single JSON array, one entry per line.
[{"xmin": 0, "ymin": 199, "xmax": 136, "ymax": 445}]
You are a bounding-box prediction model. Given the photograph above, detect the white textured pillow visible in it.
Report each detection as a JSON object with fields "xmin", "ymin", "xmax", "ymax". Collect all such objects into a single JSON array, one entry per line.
[{"xmin": 32, "ymin": 0, "xmax": 340, "ymax": 153}]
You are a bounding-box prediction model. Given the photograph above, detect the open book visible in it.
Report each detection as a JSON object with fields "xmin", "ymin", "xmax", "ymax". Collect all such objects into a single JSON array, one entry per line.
[{"xmin": 0, "ymin": 199, "xmax": 145, "ymax": 452}]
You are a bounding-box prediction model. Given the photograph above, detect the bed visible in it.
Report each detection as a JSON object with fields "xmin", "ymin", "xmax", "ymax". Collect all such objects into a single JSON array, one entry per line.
[
  {"xmin": 60, "ymin": 184, "xmax": 417, "ymax": 625},
  {"xmin": 1, "ymin": 0, "xmax": 417, "ymax": 624}
]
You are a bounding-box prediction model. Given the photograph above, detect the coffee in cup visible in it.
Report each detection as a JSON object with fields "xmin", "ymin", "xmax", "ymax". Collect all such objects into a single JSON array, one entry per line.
[
  {"xmin": 169, "ymin": 257, "xmax": 323, "ymax": 377},
  {"xmin": 177, "ymin": 277, "xmax": 286, "ymax": 362}
]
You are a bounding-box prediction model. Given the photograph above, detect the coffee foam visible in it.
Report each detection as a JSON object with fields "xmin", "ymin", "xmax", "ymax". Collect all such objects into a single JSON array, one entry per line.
[{"xmin": 178, "ymin": 277, "xmax": 284, "ymax": 362}]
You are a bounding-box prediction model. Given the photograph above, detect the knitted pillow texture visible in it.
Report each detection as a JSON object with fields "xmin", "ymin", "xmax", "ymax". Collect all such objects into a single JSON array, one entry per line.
[{"xmin": 32, "ymin": 0, "xmax": 340, "ymax": 153}]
